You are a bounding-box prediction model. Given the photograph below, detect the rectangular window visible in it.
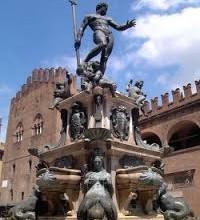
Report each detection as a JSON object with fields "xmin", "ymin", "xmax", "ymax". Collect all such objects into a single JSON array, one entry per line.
[
  {"xmin": 21, "ymin": 192, "xmax": 24, "ymax": 200},
  {"xmin": 13, "ymin": 164, "xmax": 16, "ymax": 174},
  {"xmin": 10, "ymin": 189, "xmax": 13, "ymax": 200},
  {"xmin": 165, "ymin": 169, "xmax": 195, "ymax": 189}
]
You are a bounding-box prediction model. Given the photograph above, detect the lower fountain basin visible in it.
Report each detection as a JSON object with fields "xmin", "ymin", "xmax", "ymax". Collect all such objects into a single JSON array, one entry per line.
[
  {"xmin": 116, "ymin": 166, "xmax": 159, "ymax": 190},
  {"xmin": 36, "ymin": 167, "xmax": 81, "ymax": 191}
]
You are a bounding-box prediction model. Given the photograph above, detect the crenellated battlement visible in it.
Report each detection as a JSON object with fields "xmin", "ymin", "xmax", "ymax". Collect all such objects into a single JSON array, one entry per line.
[
  {"xmin": 142, "ymin": 80, "xmax": 200, "ymax": 117},
  {"xmin": 10, "ymin": 67, "xmax": 77, "ymax": 106},
  {"xmin": 29, "ymin": 67, "xmax": 67, "ymax": 84}
]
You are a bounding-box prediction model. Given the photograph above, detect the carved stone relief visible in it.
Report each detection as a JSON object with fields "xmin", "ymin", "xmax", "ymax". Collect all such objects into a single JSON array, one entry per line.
[
  {"xmin": 119, "ymin": 155, "xmax": 144, "ymax": 169},
  {"xmin": 110, "ymin": 106, "xmax": 130, "ymax": 141},
  {"xmin": 69, "ymin": 102, "xmax": 87, "ymax": 140},
  {"xmin": 94, "ymin": 94, "xmax": 103, "ymax": 125}
]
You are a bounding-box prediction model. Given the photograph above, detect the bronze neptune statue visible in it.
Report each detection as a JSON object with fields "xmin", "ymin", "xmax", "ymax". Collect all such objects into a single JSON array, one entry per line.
[{"xmin": 75, "ymin": 2, "xmax": 136, "ymax": 74}]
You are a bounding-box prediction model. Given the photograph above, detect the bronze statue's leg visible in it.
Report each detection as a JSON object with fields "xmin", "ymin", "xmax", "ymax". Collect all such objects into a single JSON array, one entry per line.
[
  {"xmin": 100, "ymin": 49, "xmax": 106, "ymax": 73},
  {"xmin": 84, "ymin": 30, "xmax": 107, "ymax": 62},
  {"xmin": 105, "ymin": 33, "xmax": 114, "ymax": 59},
  {"xmin": 100, "ymin": 33, "xmax": 114, "ymax": 73}
]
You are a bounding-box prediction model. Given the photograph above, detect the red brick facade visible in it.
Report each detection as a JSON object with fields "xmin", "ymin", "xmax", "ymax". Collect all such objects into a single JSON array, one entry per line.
[
  {"xmin": 0, "ymin": 68, "xmax": 75, "ymax": 204},
  {"xmin": 140, "ymin": 80, "xmax": 200, "ymax": 215}
]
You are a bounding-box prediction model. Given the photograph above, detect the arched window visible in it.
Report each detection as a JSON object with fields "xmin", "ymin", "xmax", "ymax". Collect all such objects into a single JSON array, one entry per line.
[
  {"xmin": 32, "ymin": 114, "xmax": 44, "ymax": 136},
  {"xmin": 15, "ymin": 123, "xmax": 24, "ymax": 142},
  {"xmin": 142, "ymin": 132, "xmax": 162, "ymax": 147},
  {"xmin": 168, "ymin": 121, "xmax": 200, "ymax": 151}
]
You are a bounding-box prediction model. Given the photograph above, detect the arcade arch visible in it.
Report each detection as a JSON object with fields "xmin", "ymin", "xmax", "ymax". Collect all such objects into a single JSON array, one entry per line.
[
  {"xmin": 142, "ymin": 132, "xmax": 162, "ymax": 147},
  {"xmin": 168, "ymin": 120, "xmax": 200, "ymax": 151}
]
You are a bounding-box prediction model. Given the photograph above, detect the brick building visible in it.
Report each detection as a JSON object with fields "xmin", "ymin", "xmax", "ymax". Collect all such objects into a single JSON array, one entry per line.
[
  {"xmin": 140, "ymin": 80, "xmax": 200, "ymax": 215},
  {"xmin": 0, "ymin": 68, "xmax": 199, "ymax": 215},
  {"xmin": 0, "ymin": 68, "xmax": 77, "ymax": 205}
]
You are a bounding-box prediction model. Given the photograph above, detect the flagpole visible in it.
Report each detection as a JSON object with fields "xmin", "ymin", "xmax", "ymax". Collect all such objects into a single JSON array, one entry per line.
[{"xmin": 69, "ymin": 0, "xmax": 80, "ymax": 66}]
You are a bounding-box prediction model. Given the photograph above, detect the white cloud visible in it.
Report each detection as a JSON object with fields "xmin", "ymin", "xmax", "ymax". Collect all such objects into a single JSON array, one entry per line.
[
  {"xmin": 156, "ymin": 74, "xmax": 169, "ymax": 85},
  {"xmin": 109, "ymin": 56, "xmax": 128, "ymax": 72},
  {"xmin": 41, "ymin": 55, "xmax": 77, "ymax": 73},
  {"xmin": 104, "ymin": 52, "xmax": 150, "ymax": 95},
  {"xmin": 124, "ymin": 7, "xmax": 200, "ymax": 87},
  {"xmin": 0, "ymin": 85, "xmax": 13, "ymax": 142},
  {"xmin": 0, "ymin": 108, "xmax": 9, "ymax": 143},
  {"xmin": 0, "ymin": 85, "xmax": 12, "ymax": 95},
  {"xmin": 133, "ymin": 0, "xmax": 200, "ymax": 11},
  {"xmin": 0, "ymin": 121, "xmax": 7, "ymax": 142}
]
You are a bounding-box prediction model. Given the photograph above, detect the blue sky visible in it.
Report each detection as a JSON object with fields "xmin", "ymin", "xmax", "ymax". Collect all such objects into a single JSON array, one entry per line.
[{"xmin": 0, "ymin": 0, "xmax": 200, "ymax": 141}]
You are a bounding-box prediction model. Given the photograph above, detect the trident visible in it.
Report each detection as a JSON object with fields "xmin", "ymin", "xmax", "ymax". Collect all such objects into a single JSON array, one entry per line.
[{"xmin": 69, "ymin": 0, "xmax": 81, "ymax": 66}]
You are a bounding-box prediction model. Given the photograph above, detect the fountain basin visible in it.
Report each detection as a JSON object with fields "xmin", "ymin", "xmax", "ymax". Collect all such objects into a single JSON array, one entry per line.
[
  {"xmin": 116, "ymin": 166, "xmax": 159, "ymax": 191},
  {"xmin": 36, "ymin": 167, "xmax": 81, "ymax": 191}
]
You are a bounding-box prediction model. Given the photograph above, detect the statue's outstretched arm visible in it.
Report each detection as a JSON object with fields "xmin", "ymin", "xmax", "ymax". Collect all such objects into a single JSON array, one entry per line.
[{"xmin": 109, "ymin": 19, "xmax": 136, "ymax": 31}]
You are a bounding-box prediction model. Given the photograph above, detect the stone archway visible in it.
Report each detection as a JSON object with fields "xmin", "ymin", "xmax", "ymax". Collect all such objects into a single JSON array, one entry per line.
[
  {"xmin": 141, "ymin": 132, "xmax": 162, "ymax": 148},
  {"xmin": 167, "ymin": 120, "xmax": 200, "ymax": 151}
]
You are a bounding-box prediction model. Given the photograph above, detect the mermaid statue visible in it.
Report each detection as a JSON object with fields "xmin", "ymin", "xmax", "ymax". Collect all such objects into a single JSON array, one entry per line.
[{"xmin": 77, "ymin": 148, "xmax": 117, "ymax": 220}]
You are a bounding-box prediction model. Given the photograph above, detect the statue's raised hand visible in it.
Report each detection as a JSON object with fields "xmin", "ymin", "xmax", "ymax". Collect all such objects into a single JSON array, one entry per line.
[{"xmin": 126, "ymin": 19, "xmax": 136, "ymax": 28}]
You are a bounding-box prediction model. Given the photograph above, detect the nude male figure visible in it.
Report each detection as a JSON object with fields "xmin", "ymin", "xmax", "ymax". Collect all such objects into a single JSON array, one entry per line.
[{"xmin": 75, "ymin": 2, "xmax": 136, "ymax": 74}]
